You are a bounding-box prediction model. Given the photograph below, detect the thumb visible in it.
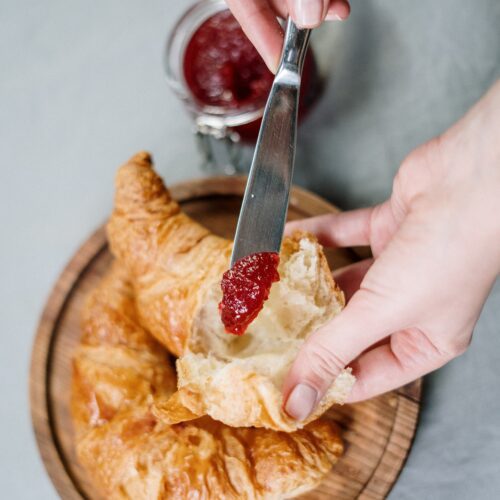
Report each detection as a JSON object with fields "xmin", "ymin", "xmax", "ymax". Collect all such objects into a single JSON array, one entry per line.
[{"xmin": 283, "ymin": 291, "xmax": 401, "ymax": 421}]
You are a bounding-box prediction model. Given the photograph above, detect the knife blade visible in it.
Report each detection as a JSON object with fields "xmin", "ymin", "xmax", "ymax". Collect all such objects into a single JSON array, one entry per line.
[{"xmin": 230, "ymin": 18, "xmax": 311, "ymax": 267}]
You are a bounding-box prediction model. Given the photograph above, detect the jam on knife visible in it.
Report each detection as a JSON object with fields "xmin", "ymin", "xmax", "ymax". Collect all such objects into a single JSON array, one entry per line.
[{"xmin": 219, "ymin": 252, "xmax": 280, "ymax": 335}]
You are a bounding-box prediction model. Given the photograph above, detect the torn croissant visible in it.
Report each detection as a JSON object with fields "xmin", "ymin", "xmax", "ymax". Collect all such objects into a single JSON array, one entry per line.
[
  {"xmin": 107, "ymin": 152, "xmax": 355, "ymax": 432},
  {"xmin": 71, "ymin": 263, "xmax": 344, "ymax": 499}
]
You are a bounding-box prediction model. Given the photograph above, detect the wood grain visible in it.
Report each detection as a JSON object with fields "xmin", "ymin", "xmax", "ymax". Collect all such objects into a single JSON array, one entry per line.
[{"xmin": 30, "ymin": 177, "xmax": 421, "ymax": 500}]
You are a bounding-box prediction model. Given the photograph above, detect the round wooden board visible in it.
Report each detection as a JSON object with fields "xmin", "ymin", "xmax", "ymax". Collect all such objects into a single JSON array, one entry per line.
[{"xmin": 30, "ymin": 176, "xmax": 421, "ymax": 500}]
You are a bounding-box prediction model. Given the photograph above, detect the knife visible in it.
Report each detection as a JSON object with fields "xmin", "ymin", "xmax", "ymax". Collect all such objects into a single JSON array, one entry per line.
[{"xmin": 230, "ymin": 18, "xmax": 311, "ymax": 267}]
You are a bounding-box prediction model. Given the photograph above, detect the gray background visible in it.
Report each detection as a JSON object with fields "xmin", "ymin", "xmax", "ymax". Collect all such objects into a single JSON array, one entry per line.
[{"xmin": 1, "ymin": 0, "xmax": 499, "ymax": 498}]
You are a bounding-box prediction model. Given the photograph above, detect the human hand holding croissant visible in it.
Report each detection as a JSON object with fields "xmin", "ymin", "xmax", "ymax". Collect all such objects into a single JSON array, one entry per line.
[{"xmin": 283, "ymin": 80, "xmax": 500, "ymax": 421}]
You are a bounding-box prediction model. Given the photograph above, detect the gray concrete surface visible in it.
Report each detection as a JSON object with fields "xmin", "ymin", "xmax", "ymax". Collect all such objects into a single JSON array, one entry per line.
[{"xmin": 1, "ymin": 1, "xmax": 499, "ymax": 498}]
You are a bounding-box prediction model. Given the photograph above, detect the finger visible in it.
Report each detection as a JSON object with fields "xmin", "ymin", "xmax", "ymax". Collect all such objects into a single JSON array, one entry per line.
[
  {"xmin": 269, "ymin": 0, "xmax": 290, "ymax": 18},
  {"xmin": 347, "ymin": 328, "xmax": 452, "ymax": 402},
  {"xmin": 287, "ymin": 0, "xmax": 329, "ymax": 28},
  {"xmin": 226, "ymin": 0, "xmax": 284, "ymax": 73},
  {"xmin": 325, "ymin": 0, "xmax": 351, "ymax": 20},
  {"xmin": 286, "ymin": 207, "xmax": 375, "ymax": 248},
  {"xmin": 286, "ymin": 200, "xmax": 400, "ymax": 255},
  {"xmin": 283, "ymin": 289, "xmax": 404, "ymax": 421},
  {"xmin": 333, "ymin": 259, "xmax": 373, "ymax": 302},
  {"xmin": 276, "ymin": 0, "xmax": 351, "ymax": 24}
]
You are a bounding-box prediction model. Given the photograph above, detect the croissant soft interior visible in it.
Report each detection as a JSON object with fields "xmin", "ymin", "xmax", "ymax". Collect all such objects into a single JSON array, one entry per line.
[
  {"xmin": 107, "ymin": 152, "xmax": 355, "ymax": 432},
  {"xmin": 167, "ymin": 234, "xmax": 356, "ymax": 431},
  {"xmin": 72, "ymin": 262, "xmax": 344, "ymax": 499}
]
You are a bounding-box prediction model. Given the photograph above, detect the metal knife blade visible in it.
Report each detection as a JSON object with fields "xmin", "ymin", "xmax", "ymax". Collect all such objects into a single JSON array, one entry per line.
[{"xmin": 230, "ymin": 19, "xmax": 311, "ymax": 267}]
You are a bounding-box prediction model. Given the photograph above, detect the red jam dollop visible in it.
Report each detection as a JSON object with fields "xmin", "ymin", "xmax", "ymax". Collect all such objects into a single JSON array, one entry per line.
[
  {"xmin": 219, "ymin": 252, "xmax": 280, "ymax": 335},
  {"xmin": 184, "ymin": 10, "xmax": 274, "ymax": 110}
]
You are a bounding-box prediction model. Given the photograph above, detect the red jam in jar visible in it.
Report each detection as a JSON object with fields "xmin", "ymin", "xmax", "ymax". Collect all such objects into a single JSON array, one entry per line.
[
  {"xmin": 184, "ymin": 10, "xmax": 273, "ymax": 110},
  {"xmin": 219, "ymin": 252, "xmax": 280, "ymax": 335},
  {"xmin": 183, "ymin": 10, "xmax": 320, "ymax": 141}
]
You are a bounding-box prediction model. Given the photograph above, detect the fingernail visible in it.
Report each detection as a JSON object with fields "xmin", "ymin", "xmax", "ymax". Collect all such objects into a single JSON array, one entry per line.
[
  {"xmin": 267, "ymin": 53, "xmax": 280, "ymax": 75},
  {"xmin": 284, "ymin": 383, "xmax": 318, "ymax": 421},
  {"xmin": 325, "ymin": 13, "xmax": 344, "ymax": 21},
  {"xmin": 293, "ymin": 0, "xmax": 325, "ymax": 28}
]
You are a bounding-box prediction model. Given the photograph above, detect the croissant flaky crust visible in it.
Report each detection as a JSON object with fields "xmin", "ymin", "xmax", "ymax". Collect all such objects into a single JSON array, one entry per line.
[
  {"xmin": 71, "ymin": 263, "xmax": 344, "ymax": 499},
  {"xmin": 71, "ymin": 262, "xmax": 176, "ymax": 438},
  {"xmin": 107, "ymin": 151, "xmax": 232, "ymax": 357},
  {"xmin": 107, "ymin": 152, "xmax": 355, "ymax": 432}
]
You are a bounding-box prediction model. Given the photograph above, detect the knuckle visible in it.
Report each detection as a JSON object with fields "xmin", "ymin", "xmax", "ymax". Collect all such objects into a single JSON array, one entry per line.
[
  {"xmin": 393, "ymin": 149, "xmax": 420, "ymax": 194},
  {"xmin": 302, "ymin": 341, "xmax": 347, "ymax": 384},
  {"xmin": 394, "ymin": 135, "xmax": 444, "ymax": 202},
  {"xmin": 391, "ymin": 328, "xmax": 442, "ymax": 368},
  {"xmin": 443, "ymin": 334, "xmax": 472, "ymax": 358},
  {"xmin": 391, "ymin": 327, "xmax": 471, "ymax": 369}
]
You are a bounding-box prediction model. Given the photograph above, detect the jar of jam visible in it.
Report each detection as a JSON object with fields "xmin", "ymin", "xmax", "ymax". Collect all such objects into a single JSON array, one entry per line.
[{"xmin": 164, "ymin": 0, "xmax": 322, "ymax": 174}]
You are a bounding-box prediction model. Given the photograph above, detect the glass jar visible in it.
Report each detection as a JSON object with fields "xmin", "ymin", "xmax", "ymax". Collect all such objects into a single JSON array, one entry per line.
[{"xmin": 164, "ymin": 0, "xmax": 323, "ymax": 174}]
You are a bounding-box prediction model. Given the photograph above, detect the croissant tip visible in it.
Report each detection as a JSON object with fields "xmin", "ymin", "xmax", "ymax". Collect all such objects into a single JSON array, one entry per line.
[
  {"xmin": 112, "ymin": 150, "xmax": 177, "ymax": 220},
  {"xmin": 129, "ymin": 151, "xmax": 153, "ymax": 167}
]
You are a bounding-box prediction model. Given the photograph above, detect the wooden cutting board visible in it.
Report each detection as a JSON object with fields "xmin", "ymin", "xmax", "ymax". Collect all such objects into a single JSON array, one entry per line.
[{"xmin": 30, "ymin": 176, "xmax": 421, "ymax": 500}]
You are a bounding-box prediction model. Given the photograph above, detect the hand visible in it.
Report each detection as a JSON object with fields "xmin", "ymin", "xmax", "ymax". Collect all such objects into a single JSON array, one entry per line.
[
  {"xmin": 283, "ymin": 80, "xmax": 500, "ymax": 421},
  {"xmin": 226, "ymin": 0, "xmax": 351, "ymax": 72}
]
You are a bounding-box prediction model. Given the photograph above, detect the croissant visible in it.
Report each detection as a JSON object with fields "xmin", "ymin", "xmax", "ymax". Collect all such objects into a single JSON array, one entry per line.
[
  {"xmin": 107, "ymin": 151, "xmax": 232, "ymax": 357},
  {"xmin": 72, "ymin": 264, "xmax": 344, "ymax": 499},
  {"xmin": 107, "ymin": 152, "xmax": 355, "ymax": 431},
  {"xmin": 71, "ymin": 262, "xmax": 176, "ymax": 438}
]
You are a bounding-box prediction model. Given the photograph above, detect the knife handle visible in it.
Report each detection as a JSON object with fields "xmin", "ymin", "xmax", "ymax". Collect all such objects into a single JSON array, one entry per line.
[{"xmin": 278, "ymin": 18, "xmax": 311, "ymax": 77}]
